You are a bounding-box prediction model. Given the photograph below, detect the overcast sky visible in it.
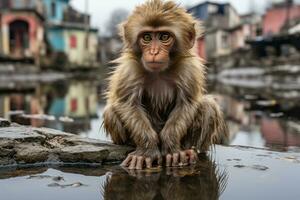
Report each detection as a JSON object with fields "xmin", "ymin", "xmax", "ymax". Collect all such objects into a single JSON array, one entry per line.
[{"xmin": 70, "ymin": 0, "xmax": 300, "ymax": 34}]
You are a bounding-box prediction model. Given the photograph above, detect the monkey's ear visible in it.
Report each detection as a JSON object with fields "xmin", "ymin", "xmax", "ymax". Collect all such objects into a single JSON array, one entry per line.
[
  {"xmin": 188, "ymin": 31, "xmax": 196, "ymax": 49},
  {"xmin": 188, "ymin": 21, "xmax": 203, "ymax": 49}
]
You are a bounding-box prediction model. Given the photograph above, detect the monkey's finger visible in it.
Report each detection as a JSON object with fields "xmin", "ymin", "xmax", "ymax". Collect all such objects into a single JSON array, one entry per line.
[
  {"xmin": 129, "ymin": 156, "xmax": 137, "ymax": 170},
  {"xmin": 121, "ymin": 155, "xmax": 132, "ymax": 167},
  {"xmin": 136, "ymin": 156, "xmax": 144, "ymax": 170},
  {"xmin": 179, "ymin": 151, "xmax": 188, "ymax": 166},
  {"xmin": 172, "ymin": 153, "xmax": 179, "ymax": 167},
  {"xmin": 145, "ymin": 157, "xmax": 152, "ymax": 169},
  {"xmin": 166, "ymin": 154, "xmax": 172, "ymax": 167},
  {"xmin": 187, "ymin": 151, "xmax": 197, "ymax": 164}
]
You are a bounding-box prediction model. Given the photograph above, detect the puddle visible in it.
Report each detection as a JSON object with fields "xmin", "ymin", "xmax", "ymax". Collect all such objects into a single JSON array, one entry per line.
[{"xmin": 0, "ymin": 146, "xmax": 300, "ymax": 200}]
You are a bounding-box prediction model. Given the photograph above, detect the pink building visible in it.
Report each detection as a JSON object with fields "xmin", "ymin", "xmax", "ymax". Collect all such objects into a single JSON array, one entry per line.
[
  {"xmin": 1, "ymin": 10, "xmax": 45, "ymax": 59},
  {"xmin": 263, "ymin": 3, "xmax": 300, "ymax": 36}
]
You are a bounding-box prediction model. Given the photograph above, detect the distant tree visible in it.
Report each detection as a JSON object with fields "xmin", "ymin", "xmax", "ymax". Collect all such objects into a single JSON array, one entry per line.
[{"xmin": 106, "ymin": 8, "xmax": 129, "ymax": 37}]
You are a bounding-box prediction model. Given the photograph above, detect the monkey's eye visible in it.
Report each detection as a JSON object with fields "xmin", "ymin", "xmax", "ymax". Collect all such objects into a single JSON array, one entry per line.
[
  {"xmin": 142, "ymin": 33, "xmax": 152, "ymax": 42},
  {"xmin": 159, "ymin": 33, "xmax": 171, "ymax": 42}
]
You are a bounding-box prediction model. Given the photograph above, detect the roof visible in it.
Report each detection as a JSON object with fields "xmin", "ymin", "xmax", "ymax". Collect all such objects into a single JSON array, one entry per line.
[
  {"xmin": 48, "ymin": 22, "xmax": 98, "ymax": 32},
  {"xmin": 0, "ymin": 9, "xmax": 45, "ymax": 21},
  {"xmin": 188, "ymin": 1, "xmax": 230, "ymax": 11}
]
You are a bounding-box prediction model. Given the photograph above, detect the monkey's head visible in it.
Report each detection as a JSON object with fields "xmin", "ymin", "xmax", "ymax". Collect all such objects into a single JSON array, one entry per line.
[{"xmin": 120, "ymin": 0, "xmax": 202, "ymax": 72}]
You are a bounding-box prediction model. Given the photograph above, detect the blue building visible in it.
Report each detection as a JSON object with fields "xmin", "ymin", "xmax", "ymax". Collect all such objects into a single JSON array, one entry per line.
[
  {"xmin": 42, "ymin": 0, "xmax": 69, "ymax": 51},
  {"xmin": 43, "ymin": 0, "xmax": 69, "ymax": 23},
  {"xmin": 42, "ymin": 0, "xmax": 99, "ymax": 68}
]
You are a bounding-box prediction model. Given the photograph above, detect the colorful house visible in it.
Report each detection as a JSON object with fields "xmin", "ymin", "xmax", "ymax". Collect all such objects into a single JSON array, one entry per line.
[
  {"xmin": 0, "ymin": 0, "xmax": 46, "ymax": 60},
  {"xmin": 263, "ymin": 2, "xmax": 300, "ymax": 36},
  {"xmin": 42, "ymin": 0, "xmax": 99, "ymax": 68}
]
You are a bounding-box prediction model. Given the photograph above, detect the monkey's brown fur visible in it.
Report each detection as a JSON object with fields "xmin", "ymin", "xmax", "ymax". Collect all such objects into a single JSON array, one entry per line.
[{"xmin": 103, "ymin": 0, "xmax": 228, "ymax": 169}]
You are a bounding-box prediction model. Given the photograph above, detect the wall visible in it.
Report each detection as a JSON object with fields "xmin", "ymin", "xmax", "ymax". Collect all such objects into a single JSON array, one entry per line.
[
  {"xmin": 48, "ymin": 27, "xmax": 65, "ymax": 51},
  {"xmin": 64, "ymin": 29, "xmax": 98, "ymax": 67}
]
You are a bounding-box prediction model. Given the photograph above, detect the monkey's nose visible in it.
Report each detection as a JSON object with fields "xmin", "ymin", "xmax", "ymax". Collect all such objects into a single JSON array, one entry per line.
[{"xmin": 150, "ymin": 49, "xmax": 159, "ymax": 55}]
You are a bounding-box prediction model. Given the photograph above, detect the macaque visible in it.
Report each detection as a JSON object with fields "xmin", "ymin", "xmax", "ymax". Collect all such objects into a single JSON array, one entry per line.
[{"xmin": 103, "ymin": 0, "xmax": 228, "ymax": 170}]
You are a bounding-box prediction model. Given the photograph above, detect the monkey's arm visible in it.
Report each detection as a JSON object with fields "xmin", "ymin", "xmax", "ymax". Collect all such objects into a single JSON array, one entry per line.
[
  {"xmin": 113, "ymin": 100, "xmax": 162, "ymax": 169},
  {"xmin": 160, "ymin": 100, "xmax": 198, "ymax": 153},
  {"xmin": 114, "ymin": 100, "xmax": 159, "ymax": 149}
]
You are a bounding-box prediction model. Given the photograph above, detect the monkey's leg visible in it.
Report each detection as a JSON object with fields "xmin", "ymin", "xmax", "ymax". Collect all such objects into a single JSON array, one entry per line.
[
  {"xmin": 103, "ymin": 105, "xmax": 129, "ymax": 145},
  {"xmin": 183, "ymin": 95, "xmax": 228, "ymax": 152},
  {"xmin": 166, "ymin": 96, "xmax": 228, "ymax": 166}
]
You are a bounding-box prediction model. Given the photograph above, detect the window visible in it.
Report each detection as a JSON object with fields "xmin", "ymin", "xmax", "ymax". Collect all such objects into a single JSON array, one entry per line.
[
  {"xmin": 71, "ymin": 98, "xmax": 77, "ymax": 112},
  {"xmin": 51, "ymin": 1, "xmax": 56, "ymax": 17},
  {"xmin": 221, "ymin": 33, "xmax": 229, "ymax": 49},
  {"xmin": 70, "ymin": 35, "xmax": 77, "ymax": 48}
]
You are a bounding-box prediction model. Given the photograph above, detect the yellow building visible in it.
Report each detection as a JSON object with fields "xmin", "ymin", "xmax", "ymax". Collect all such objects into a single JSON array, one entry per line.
[{"xmin": 63, "ymin": 26, "xmax": 98, "ymax": 68}]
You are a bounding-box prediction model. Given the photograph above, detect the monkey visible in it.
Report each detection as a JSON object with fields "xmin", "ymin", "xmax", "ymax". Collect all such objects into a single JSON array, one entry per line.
[{"xmin": 103, "ymin": 0, "xmax": 228, "ymax": 170}]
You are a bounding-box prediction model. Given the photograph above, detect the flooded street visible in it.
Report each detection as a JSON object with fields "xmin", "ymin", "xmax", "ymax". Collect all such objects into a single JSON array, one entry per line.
[
  {"xmin": 1, "ymin": 74, "xmax": 300, "ymax": 200},
  {"xmin": 1, "ymin": 145, "xmax": 300, "ymax": 200},
  {"xmin": 1, "ymin": 75, "xmax": 299, "ymax": 151}
]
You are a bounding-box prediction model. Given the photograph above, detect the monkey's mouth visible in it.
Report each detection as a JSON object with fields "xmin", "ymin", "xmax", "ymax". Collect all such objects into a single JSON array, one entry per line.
[{"xmin": 147, "ymin": 62, "xmax": 166, "ymax": 70}]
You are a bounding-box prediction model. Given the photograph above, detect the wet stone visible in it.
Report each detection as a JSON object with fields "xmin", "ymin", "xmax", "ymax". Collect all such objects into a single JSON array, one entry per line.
[
  {"xmin": 58, "ymin": 145, "xmax": 110, "ymax": 163},
  {"xmin": 33, "ymin": 127, "xmax": 74, "ymax": 139},
  {"xmin": 0, "ymin": 126, "xmax": 46, "ymax": 142},
  {"xmin": 0, "ymin": 123, "xmax": 134, "ymax": 167},
  {"xmin": 14, "ymin": 143, "xmax": 50, "ymax": 164}
]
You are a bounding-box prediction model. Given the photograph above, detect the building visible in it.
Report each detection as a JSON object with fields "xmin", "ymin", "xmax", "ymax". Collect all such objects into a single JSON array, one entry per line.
[
  {"xmin": 263, "ymin": 1, "xmax": 300, "ymax": 36},
  {"xmin": 0, "ymin": 0, "xmax": 46, "ymax": 61},
  {"xmin": 188, "ymin": 2, "xmax": 263, "ymax": 61},
  {"xmin": 188, "ymin": 1, "xmax": 241, "ymax": 60},
  {"xmin": 42, "ymin": 0, "xmax": 98, "ymax": 68}
]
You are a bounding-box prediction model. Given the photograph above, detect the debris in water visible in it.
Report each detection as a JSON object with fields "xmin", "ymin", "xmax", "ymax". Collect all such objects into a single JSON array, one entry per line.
[
  {"xmin": 47, "ymin": 182, "xmax": 87, "ymax": 188},
  {"xmin": 252, "ymin": 165, "xmax": 269, "ymax": 171},
  {"xmin": 234, "ymin": 165, "xmax": 246, "ymax": 168}
]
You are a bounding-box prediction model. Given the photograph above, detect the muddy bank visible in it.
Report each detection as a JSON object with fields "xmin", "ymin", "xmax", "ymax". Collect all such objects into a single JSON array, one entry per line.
[{"xmin": 0, "ymin": 118, "xmax": 133, "ymax": 167}]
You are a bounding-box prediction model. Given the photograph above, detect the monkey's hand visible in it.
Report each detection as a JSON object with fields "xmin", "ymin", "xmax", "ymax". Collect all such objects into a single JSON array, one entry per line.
[
  {"xmin": 164, "ymin": 149, "xmax": 198, "ymax": 167},
  {"xmin": 121, "ymin": 147, "xmax": 162, "ymax": 170}
]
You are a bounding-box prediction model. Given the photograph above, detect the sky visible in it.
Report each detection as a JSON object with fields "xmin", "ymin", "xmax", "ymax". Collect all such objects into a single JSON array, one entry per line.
[{"xmin": 70, "ymin": 0, "xmax": 299, "ymax": 34}]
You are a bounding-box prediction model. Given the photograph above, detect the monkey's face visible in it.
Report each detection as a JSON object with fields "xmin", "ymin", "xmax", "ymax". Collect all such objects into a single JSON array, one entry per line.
[{"xmin": 138, "ymin": 30, "xmax": 175, "ymax": 72}]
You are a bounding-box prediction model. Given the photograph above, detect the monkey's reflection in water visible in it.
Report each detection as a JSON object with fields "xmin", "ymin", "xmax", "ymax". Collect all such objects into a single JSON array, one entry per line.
[{"xmin": 101, "ymin": 155, "xmax": 228, "ymax": 200}]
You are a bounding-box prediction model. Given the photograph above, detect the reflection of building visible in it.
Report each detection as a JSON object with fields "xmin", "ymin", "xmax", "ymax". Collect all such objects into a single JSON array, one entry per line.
[
  {"xmin": 43, "ymin": 0, "xmax": 98, "ymax": 68},
  {"xmin": 65, "ymin": 82, "xmax": 98, "ymax": 119},
  {"xmin": 0, "ymin": 95, "xmax": 10, "ymax": 119},
  {"xmin": 0, "ymin": 0, "xmax": 46, "ymax": 61},
  {"xmin": 261, "ymin": 118, "xmax": 300, "ymax": 148}
]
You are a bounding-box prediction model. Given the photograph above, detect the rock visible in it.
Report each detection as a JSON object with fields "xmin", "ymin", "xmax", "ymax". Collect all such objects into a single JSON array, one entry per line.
[
  {"xmin": 0, "ymin": 126, "xmax": 46, "ymax": 143},
  {"xmin": 0, "ymin": 118, "xmax": 10, "ymax": 127},
  {"xmin": 33, "ymin": 127, "xmax": 74, "ymax": 139},
  {"xmin": 14, "ymin": 143, "xmax": 50, "ymax": 164},
  {"xmin": 0, "ymin": 123, "xmax": 134, "ymax": 167},
  {"xmin": 58, "ymin": 145, "xmax": 109, "ymax": 163}
]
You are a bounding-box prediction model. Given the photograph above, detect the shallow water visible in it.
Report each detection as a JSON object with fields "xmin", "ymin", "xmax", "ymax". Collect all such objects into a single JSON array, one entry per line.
[
  {"xmin": 1, "ymin": 77, "xmax": 299, "ymax": 151},
  {"xmin": 1, "ymin": 146, "xmax": 300, "ymax": 200}
]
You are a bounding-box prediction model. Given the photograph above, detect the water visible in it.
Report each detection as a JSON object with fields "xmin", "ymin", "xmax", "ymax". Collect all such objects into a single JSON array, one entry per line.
[
  {"xmin": 1, "ymin": 76, "xmax": 299, "ymax": 150},
  {"xmin": 1, "ymin": 146, "xmax": 300, "ymax": 200},
  {"xmin": 1, "ymin": 74, "xmax": 300, "ymax": 199}
]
